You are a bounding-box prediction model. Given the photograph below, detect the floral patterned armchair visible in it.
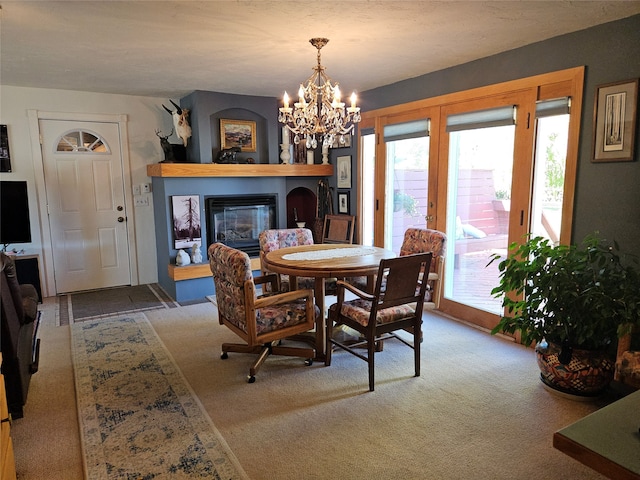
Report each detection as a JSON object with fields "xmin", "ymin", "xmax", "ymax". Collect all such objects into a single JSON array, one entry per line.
[
  {"xmin": 258, "ymin": 228, "xmax": 315, "ymax": 291},
  {"xmin": 208, "ymin": 242, "xmax": 317, "ymax": 383},
  {"xmin": 399, "ymin": 228, "xmax": 447, "ymax": 309}
]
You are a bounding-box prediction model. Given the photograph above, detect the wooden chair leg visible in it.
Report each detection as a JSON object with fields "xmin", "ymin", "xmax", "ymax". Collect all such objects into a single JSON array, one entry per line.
[
  {"xmin": 368, "ymin": 333, "xmax": 376, "ymax": 391},
  {"xmin": 414, "ymin": 322, "xmax": 421, "ymax": 377}
]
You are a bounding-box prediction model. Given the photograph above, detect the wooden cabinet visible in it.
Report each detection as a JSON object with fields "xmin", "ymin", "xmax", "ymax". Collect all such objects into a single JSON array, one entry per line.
[{"xmin": 0, "ymin": 354, "xmax": 17, "ymax": 480}]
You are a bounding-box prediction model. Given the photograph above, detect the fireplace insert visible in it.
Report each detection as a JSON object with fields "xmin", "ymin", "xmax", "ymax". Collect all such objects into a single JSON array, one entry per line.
[{"xmin": 205, "ymin": 194, "xmax": 277, "ymax": 257}]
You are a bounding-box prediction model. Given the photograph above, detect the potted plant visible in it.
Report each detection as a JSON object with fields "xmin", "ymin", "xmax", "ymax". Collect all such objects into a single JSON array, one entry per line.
[{"xmin": 488, "ymin": 233, "xmax": 640, "ymax": 397}]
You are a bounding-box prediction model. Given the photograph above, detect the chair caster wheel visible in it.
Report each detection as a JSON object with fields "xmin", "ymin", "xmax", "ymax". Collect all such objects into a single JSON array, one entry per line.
[
  {"xmin": 304, "ymin": 358, "xmax": 313, "ymax": 366},
  {"xmin": 221, "ymin": 352, "xmax": 228, "ymax": 359},
  {"xmin": 247, "ymin": 375, "xmax": 256, "ymax": 383}
]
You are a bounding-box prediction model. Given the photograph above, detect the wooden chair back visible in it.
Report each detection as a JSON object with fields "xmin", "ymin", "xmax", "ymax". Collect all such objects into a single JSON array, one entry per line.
[
  {"xmin": 326, "ymin": 252, "xmax": 433, "ymax": 391},
  {"xmin": 322, "ymin": 214, "xmax": 355, "ymax": 244}
]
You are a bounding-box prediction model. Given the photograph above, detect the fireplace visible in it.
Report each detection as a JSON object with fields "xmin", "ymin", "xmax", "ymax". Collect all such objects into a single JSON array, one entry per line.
[{"xmin": 205, "ymin": 194, "xmax": 277, "ymax": 257}]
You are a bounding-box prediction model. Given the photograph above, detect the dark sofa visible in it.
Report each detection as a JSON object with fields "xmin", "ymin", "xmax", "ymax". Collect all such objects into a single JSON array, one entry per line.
[{"xmin": 0, "ymin": 252, "xmax": 40, "ymax": 418}]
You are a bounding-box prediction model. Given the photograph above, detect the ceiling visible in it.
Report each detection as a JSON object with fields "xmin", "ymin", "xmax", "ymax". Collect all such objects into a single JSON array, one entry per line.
[{"xmin": 2, "ymin": 1, "xmax": 640, "ymax": 100}]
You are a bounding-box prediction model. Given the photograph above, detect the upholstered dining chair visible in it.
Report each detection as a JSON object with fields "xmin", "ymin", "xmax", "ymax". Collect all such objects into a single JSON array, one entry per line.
[
  {"xmin": 258, "ymin": 228, "xmax": 315, "ymax": 291},
  {"xmin": 322, "ymin": 214, "xmax": 355, "ymax": 244},
  {"xmin": 209, "ymin": 242, "xmax": 317, "ymax": 383},
  {"xmin": 326, "ymin": 252, "xmax": 433, "ymax": 391},
  {"xmin": 399, "ymin": 228, "xmax": 447, "ymax": 309}
]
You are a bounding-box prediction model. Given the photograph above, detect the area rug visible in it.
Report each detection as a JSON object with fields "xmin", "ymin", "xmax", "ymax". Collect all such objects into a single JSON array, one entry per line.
[
  {"xmin": 71, "ymin": 313, "xmax": 250, "ymax": 479},
  {"xmin": 61, "ymin": 283, "xmax": 178, "ymax": 324}
]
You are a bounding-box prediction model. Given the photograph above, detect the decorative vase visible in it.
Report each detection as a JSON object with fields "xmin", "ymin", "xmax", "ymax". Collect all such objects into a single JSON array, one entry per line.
[
  {"xmin": 280, "ymin": 143, "xmax": 291, "ymax": 164},
  {"xmin": 321, "ymin": 144, "xmax": 329, "ymax": 164},
  {"xmin": 535, "ymin": 340, "xmax": 615, "ymax": 397}
]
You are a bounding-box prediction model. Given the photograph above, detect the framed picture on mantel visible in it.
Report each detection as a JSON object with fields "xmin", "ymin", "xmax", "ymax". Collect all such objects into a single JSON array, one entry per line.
[{"xmin": 220, "ymin": 119, "xmax": 256, "ymax": 152}]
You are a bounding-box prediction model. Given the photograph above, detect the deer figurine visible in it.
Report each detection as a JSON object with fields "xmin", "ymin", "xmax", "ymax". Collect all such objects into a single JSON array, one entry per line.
[
  {"xmin": 155, "ymin": 129, "xmax": 175, "ymax": 162},
  {"xmin": 162, "ymin": 99, "xmax": 192, "ymax": 147}
]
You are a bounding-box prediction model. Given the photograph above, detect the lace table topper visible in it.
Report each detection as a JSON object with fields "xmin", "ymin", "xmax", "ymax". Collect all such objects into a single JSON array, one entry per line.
[{"xmin": 282, "ymin": 246, "xmax": 378, "ymax": 261}]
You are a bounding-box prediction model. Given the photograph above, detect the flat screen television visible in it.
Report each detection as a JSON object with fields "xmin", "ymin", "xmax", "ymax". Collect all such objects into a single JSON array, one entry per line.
[{"xmin": 0, "ymin": 180, "xmax": 32, "ymax": 247}]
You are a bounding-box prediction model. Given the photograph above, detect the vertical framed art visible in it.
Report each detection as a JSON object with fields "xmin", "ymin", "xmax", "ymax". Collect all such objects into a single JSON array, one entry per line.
[
  {"xmin": 337, "ymin": 155, "xmax": 351, "ymax": 189},
  {"xmin": 0, "ymin": 124, "xmax": 11, "ymax": 172},
  {"xmin": 171, "ymin": 195, "xmax": 201, "ymax": 249},
  {"xmin": 592, "ymin": 79, "xmax": 638, "ymax": 162},
  {"xmin": 337, "ymin": 192, "xmax": 350, "ymax": 214}
]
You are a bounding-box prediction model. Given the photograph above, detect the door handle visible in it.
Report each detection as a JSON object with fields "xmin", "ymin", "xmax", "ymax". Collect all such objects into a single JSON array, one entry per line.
[{"xmin": 117, "ymin": 217, "xmax": 125, "ymax": 223}]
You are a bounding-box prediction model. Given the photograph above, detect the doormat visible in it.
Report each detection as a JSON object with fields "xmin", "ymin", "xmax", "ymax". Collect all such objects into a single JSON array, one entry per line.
[
  {"xmin": 60, "ymin": 283, "xmax": 178, "ymax": 324},
  {"xmin": 71, "ymin": 313, "xmax": 250, "ymax": 479}
]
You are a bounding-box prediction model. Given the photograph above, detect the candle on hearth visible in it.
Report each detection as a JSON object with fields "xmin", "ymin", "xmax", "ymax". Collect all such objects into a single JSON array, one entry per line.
[{"xmin": 282, "ymin": 127, "xmax": 289, "ymax": 145}]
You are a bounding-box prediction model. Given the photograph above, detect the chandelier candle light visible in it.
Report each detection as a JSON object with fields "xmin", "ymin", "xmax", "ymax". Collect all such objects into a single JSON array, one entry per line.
[{"xmin": 279, "ymin": 38, "xmax": 361, "ymax": 150}]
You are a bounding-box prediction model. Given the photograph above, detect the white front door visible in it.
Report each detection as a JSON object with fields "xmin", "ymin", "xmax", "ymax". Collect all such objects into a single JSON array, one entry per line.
[{"xmin": 39, "ymin": 119, "xmax": 131, "ymax": 293}]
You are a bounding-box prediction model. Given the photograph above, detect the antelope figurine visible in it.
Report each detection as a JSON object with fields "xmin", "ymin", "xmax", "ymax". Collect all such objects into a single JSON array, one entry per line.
[{"xmin": 162, "ymin": 99, "xmax": 192, "ymax": 147}]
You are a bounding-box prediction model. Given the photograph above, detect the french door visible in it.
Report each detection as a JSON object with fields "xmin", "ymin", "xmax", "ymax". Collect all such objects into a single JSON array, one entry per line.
[
  {"xmin": 437, "ymin": 93, "xmax": 534, "ymax": 328},
  {"xmin": 358, "ymin": 67, "xmax": 583, "ymax": 332},
  {"xmin": 359, "ymin": 110, "xmax": 440, "ymax": 251}
]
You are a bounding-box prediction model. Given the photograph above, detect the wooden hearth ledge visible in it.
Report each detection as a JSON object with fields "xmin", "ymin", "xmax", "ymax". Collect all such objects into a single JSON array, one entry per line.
[{"xmin": 168, "ymin": 258, "xmax": 261, "ymax": 281}]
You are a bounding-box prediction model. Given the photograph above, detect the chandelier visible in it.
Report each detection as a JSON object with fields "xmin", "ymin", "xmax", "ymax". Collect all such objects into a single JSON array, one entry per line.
[{"xmin": 278, "ymin": 38, "xmax": 361, "ymax": 150}]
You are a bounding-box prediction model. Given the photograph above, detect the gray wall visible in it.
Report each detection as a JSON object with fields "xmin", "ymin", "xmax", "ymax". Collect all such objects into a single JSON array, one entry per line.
[{"xmin": 360, "ymin": 14, "xmax": 640, "ymax": 257}]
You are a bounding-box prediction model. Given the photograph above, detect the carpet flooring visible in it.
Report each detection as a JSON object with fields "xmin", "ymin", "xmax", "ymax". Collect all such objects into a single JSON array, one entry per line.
[
  {"xmin": 13, "ymin": 297, "xmax": 622, "ymax": 480},
  {"xmin": 70, "ymin": 312, "xmax": 249, "ymax": 479}
]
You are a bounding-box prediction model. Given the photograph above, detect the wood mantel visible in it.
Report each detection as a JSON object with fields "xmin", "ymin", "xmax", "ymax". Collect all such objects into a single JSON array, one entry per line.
[{"xmin": 147, "ymin": 163, "xmax": 334, "ymax": 178}]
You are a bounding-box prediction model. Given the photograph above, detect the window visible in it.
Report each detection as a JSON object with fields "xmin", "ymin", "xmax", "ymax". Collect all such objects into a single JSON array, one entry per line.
[{"xmin": 56, "ymin": 130, "xmax": 109, "ymax": 153}]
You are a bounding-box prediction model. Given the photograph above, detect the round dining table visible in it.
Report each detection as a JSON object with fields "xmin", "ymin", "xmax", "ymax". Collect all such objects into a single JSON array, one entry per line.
[{"xmin": 262, "ymin": 243, "xmax": 396, "ymax": 359}]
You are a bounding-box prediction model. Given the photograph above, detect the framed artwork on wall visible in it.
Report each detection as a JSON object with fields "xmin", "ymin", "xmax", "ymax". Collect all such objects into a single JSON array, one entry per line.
[
  {"xmin": 338, "ymin": 191, "xmax": 350, "ymax": 214},
  {"xmin": 337, "ymin": 155, "xmax": 351, "ymax": 189},
  {"xmin": 331, "ymin": 134, "xmax": 352, "ymax": 148},
  {"xmin": 0, "ymin": 124, "xmax": 11, "ymax": 172},
  {"xmin": 171, "ymin": 195, "xmax": 202, "ymax": 250},
  {"xmin": 220, "ymin": 119, "xmax": 257, "ymax": 152},
  {"xmin": 592, "ymin": 78, "xmax": 638, "ymax": 162}
]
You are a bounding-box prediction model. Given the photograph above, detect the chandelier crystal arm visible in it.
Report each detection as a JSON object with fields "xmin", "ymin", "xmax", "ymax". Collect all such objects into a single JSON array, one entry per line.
[{"xmin": 278, "ymin": 37, "xmax": 360, "ymax": 150}]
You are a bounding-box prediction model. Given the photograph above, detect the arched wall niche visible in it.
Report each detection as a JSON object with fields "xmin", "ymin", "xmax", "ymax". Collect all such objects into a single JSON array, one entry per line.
[{"xmin": 286, "ymin": 186, "xmax": 316, "ymax": 231}]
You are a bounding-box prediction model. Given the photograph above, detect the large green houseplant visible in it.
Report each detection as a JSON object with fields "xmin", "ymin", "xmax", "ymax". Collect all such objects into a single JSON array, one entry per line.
[{"xmin": 488, "ymin": 233, "xmax": 640, "ymax": 395}]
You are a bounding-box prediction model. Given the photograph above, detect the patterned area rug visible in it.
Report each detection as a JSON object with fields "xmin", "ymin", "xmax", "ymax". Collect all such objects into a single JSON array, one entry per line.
[{"xmin": 71, "ymin": 313, "xmax": 250, "ymax": 479}]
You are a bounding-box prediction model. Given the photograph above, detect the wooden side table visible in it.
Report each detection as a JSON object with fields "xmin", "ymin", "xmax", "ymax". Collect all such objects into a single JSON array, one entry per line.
[{"xmin": 553, "ymin": 389, "xmax": 640, "ymax": 480}]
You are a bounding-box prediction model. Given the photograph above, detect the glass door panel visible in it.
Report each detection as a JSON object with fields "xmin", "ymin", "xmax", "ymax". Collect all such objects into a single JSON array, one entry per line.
[
  {"xmin": 384, "ymin": 136, "xmax": 430, "ymax": 252},
  {"xmin": 531, "ymin": 114, "xmax": 570, "ymax": 243},
  {"xmin": 443, "ymin": 125, "xmax": 514, "ymax": 315},
  {"xmin": 361, "ymin": 132, "xmax": 376, "ymax": 246}
]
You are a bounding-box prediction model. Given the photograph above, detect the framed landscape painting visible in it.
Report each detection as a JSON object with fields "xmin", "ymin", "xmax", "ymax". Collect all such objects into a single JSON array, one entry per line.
[{"xmin": 220, "ymin": 119, "xmax": 256, "ymax": 152}]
